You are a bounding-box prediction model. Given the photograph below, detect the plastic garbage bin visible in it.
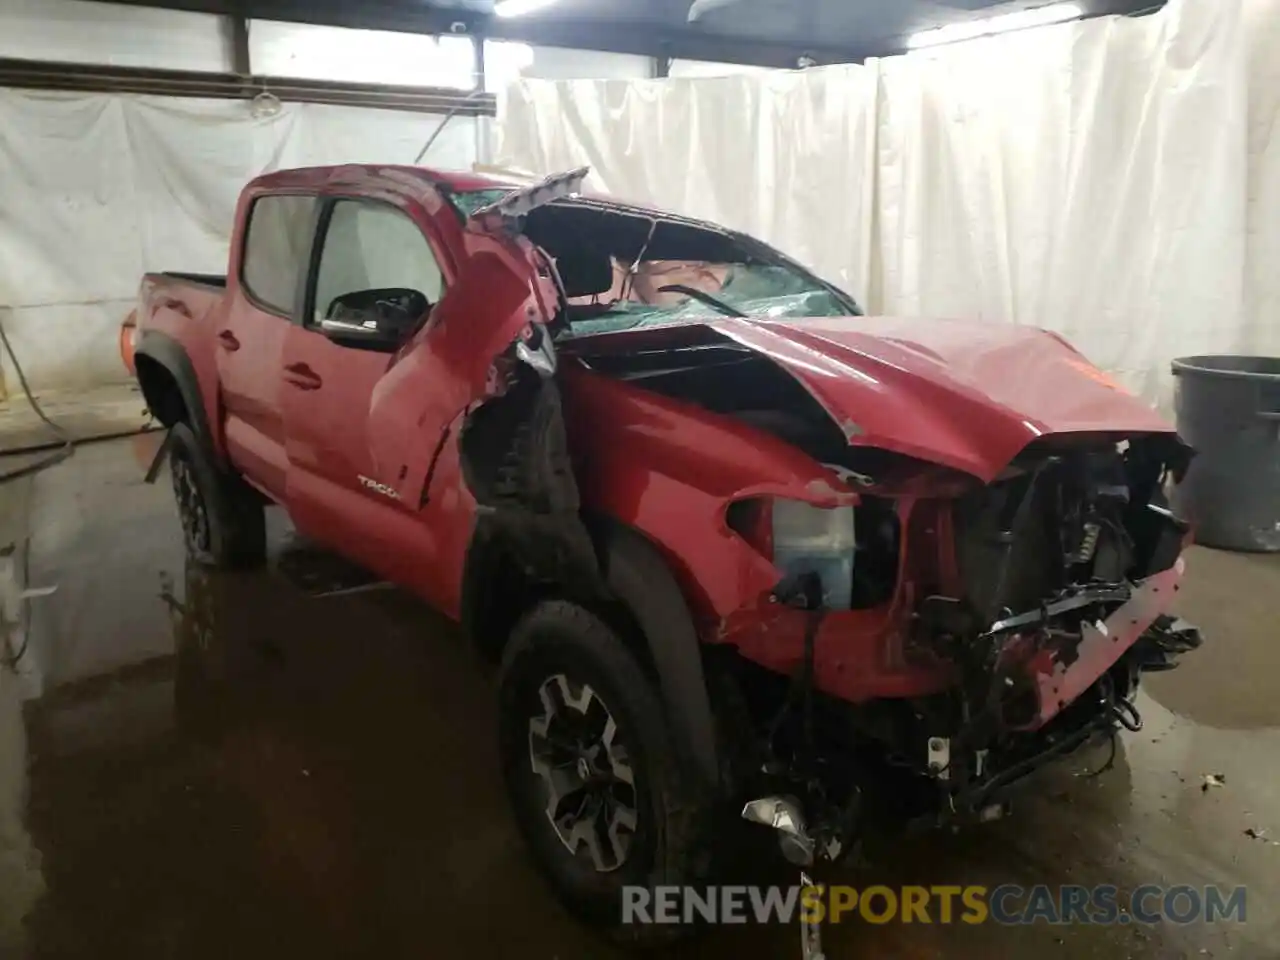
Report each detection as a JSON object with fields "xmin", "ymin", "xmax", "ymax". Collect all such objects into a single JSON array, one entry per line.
[{"xmin": 1170, "ymin": 355, "xmax": 1280, "ymax": 552}]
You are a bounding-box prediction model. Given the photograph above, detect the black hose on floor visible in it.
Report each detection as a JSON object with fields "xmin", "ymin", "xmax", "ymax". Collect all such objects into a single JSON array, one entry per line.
[
  {"xmin": 0, "ymin": 318, "xmax": 75, "ymax": 671},
  {"xmin": 0, "ymin": 319, "xmax": 75, "ymax": 485},
  {"xmin": 1, "ymin": 541, "xmax": 34, "ymax": 671}
]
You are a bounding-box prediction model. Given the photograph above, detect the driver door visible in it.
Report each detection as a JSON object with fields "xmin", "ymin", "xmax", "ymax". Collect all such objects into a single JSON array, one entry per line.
[{"xmin": 280, "ymin": 196, "xmax": 447, "ymax": 577}]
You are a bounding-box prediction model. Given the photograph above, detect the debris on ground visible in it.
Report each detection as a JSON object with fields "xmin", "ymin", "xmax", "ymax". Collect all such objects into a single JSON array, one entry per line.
[
  {"xmin": 1243, "ymin": 827, "xmax": 1270, "ymax": 842},
  {"xmin": 1201, "ymin": 773, "xmax": 1226, "ymax": 792}
]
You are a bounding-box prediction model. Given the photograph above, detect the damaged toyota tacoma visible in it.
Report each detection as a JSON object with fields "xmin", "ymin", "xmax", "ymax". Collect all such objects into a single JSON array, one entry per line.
[{"xmin": 132, "ymin": 164, "xmax": 1203, "ymax": 941}]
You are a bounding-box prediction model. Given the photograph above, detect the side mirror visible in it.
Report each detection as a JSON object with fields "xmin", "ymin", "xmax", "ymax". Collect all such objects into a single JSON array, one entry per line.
[{"xmin": 319, "ymin": 288, "xmax": 429, "ymax": 350}]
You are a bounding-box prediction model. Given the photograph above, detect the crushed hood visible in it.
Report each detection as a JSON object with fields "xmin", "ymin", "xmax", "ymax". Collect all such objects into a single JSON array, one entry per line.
[{"xmin": 583, "ymin": 316, "xmax": 1175, "ymax": 482}]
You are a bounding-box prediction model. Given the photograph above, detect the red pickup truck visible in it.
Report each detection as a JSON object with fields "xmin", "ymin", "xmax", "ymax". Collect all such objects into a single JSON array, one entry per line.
[{"xmin": 133, "ymin": 163, "xmax": 1201, "ymax": 939}]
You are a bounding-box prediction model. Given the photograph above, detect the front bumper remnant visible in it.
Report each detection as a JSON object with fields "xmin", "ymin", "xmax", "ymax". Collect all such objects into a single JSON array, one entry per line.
[{"xmin": 1024, "ymin": 559, "xmax": 1185, "ymax": 728}]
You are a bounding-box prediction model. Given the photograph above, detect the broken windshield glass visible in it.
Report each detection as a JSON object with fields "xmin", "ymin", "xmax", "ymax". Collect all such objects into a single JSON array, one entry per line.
[
  {"xmin": 446, "ymin": 187, "xmax": 861, "ymax": 335},
  {"xmin": 564, "ymin": 260, "xmax": 850, "ymax": 334}
]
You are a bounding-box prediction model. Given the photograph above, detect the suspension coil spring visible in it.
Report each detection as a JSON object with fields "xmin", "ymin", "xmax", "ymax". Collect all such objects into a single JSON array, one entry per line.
[{"xmin": 1073, "ymin": 522, "xmax": 1102, "ymax": 563}]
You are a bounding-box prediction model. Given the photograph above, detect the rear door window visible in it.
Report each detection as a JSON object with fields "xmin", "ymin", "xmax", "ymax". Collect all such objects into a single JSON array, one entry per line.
[{"xmin": 241, "ymin": 194, "xmax": 316, "ymax": 315}]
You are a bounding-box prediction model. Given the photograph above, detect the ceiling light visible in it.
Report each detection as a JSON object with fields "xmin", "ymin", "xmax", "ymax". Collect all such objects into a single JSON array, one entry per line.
[
  {"xmin": 907, "ymin": 2, "xmax": 1085, "ymax": 50},
  {"xmin": 494, "ymin": 0, "xmax": 561, "ymax": 17}
]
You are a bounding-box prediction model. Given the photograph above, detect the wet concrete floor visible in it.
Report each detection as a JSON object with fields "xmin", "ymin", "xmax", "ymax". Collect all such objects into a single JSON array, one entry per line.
[{"xmin": 1, "ymin": 434, "xmax": 1279, "ymax": 959}]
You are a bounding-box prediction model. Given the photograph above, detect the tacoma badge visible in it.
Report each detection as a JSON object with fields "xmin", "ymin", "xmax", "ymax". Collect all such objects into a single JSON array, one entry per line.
[{"xmin": 359, "ymin": 476, "xmax": 401, "ymax": 501}]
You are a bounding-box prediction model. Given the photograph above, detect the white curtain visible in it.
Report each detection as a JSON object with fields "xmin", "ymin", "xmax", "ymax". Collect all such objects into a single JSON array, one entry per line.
[
  {"xmin": 494, "ymin": 68, "xmax": 879, "ymax": 309},
  {"xmin": 1244, "ymin": 0, "xmax": 1280, "ymax": 360},
  {"xmin": 496, "ymin": 0, "xmax": 1279, "ymax": 410},
  {"xmin": 0, "ymin": 91, "xmax": 477, "ymax": 395}
]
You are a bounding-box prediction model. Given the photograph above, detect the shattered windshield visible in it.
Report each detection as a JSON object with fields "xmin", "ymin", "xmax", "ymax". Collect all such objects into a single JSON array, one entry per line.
[
  {"xmin": 447, "ymin": 187, "xmax": 861, "ymax": 335},
  {"xmin": 561, "ymin": 259, "xmax": 852, "ymax": 335}
]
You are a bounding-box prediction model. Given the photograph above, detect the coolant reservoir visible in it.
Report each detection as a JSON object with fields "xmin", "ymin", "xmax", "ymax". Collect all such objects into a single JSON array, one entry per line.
[{"xmin": 771, "ymin": 501, "xmax": 856, "ymax": 610}]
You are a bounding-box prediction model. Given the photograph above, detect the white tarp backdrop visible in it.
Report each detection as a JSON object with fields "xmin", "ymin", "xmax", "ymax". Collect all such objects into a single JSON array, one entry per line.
[
  {"xmin": 495, "ymin": 67, "xmax": 882, "ymax": 313},
  {"xmin": 0, "ymin": 91, "xmax": 477, "ymax": 396},
  {"xmin": 1244, "ymin": 0, "xmax": 1280, "ymax": 362},
  {"xmin": 495, "ymin": 0, "xmax": 1280, "ymax": 410}
]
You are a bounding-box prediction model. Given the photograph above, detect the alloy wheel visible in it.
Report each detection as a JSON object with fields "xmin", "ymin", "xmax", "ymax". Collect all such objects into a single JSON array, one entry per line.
[
  {"xmin": 527, "ymin": 673, "xmax": 638, "ymax": 873},
  {"xmin": 171, "ymin": 453, "xmax": 211, "ymax": 555}
]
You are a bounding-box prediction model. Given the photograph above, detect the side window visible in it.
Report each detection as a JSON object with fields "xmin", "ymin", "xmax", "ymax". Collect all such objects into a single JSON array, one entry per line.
[
  {"xmin": 241, "ymin": 195, "xmax": 316, "ymax": 315},
  {"xmin": 312, "ymin": 200, "xmax": 444, "ymax": 326}
]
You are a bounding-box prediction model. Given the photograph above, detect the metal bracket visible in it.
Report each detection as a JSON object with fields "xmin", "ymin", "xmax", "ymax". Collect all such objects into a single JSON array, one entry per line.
[
  {"xmin": 470, "ymin": 167, "xmax": 590, "ymax": 222},
  {"xmin": 927, "ymin": 736, "xmax": 950, "ymax": 780},
  {"xmin": 143, "ymin": 430, "xmax": 175, "ymax": 485}
]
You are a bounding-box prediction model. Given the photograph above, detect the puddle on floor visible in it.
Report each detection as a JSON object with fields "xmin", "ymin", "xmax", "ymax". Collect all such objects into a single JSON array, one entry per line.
[{"xmin": 0, "ymin": 438, "xmax": 1277, "ymax": 959}]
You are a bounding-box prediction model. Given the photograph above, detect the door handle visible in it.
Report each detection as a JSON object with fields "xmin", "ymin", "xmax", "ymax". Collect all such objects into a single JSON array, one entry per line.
[
  {"xmin": 217, "ymin": 330, "xmax": 240, "ymax": 351},
  {"xmin": 283, "ymin": 362, "xmax": 322, "ymax": 391}
]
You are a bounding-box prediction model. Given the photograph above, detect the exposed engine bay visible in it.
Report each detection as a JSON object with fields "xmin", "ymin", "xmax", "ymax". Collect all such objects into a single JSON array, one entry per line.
[{"xmin": 713, "ymin": 429, "xmax": 1201, "ymax": 866}]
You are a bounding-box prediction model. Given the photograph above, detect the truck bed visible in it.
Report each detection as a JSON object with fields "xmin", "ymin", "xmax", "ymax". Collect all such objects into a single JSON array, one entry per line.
[{"xmin": 140, "ymin": 272, "xmax": 228, "ymax": 327}]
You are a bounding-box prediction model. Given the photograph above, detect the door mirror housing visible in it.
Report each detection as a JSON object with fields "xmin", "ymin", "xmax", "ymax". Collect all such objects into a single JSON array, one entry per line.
[{"xmin": 319, "ymin": 288, "xmax": 429, "ymax": 350}]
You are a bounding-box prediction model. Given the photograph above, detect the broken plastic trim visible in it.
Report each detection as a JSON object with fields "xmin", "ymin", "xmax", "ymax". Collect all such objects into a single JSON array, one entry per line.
[
  {"xmin": 469, "ymin": 166, "xmax": 590, "ymax": 223},
  {"xmin": 458, "ymin": 325, "xmax": 601, "ymax": 600},
  {"xmin": 983, "ymin": 584, "xmax": 1132, "ymax": 638},
  {"xmin": 460, "ymin": 363, "xmax": 572, "ymax": 513}
]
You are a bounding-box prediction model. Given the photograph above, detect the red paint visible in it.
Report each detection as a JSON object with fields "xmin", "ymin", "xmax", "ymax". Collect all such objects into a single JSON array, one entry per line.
[
  {"xmin": 572, "ymin": 316, "xmax": 1173, "ymax": 483},
  {"xmin": 1025, "ymin": 561, "xmax": 1184, "ymax": 727},
  {"xmin": 137, "ymin": 164, "xmax": 1185, "ymax": 711}
]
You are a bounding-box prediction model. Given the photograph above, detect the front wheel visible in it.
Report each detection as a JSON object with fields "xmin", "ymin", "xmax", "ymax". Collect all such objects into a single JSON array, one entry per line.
[{"xmin": 497, "ymin": 600, "xmax": 715, "ymax": 942}]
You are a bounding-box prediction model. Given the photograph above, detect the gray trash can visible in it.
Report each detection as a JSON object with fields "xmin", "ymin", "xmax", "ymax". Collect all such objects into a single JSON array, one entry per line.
[{"xmin": 1170, "ymin": 355, "xmax": 1280, "ymax": 552}]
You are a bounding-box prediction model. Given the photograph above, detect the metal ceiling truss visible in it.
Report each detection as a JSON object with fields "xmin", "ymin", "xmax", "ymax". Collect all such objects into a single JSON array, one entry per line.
[
  {"xmin": 5, "ymin": 0, "xmax": 1173, "ymax": 104},
  {"xmin": 90, "ymin": 0, "xmax": 1170, "ymax": 67},
  {"xmin": 82, "ymin": 0, "xmax": 872, "ymax": 68}
]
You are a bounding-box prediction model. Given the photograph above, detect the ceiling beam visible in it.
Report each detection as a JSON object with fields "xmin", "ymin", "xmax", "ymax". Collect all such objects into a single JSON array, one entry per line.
[
  {"xmin": 89, "ymin": 0, "xmax": 1168, "ymax": 68},
  {"xmin": 226, "ymin": 12, "xmax": 251, "ymax": 77},
  {"xmin": 90, "ymin": 0, "xmax": 870, "ymax": 68}
]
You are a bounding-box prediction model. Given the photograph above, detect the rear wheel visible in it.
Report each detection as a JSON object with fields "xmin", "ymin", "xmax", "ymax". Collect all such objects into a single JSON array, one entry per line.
[
  {"xmin": 498, "ymin": 600, "xmax": 715, "ymax": 942},
  {"xmin": 168, "ymin": 421, "xmax": 265, "ymax": 568}
]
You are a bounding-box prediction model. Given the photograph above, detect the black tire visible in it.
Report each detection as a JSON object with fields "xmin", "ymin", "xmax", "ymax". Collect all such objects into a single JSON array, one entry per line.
[
  {"xmin": 498, "ymin": 600, "xmax": 715, "ymax": 943},
  {"xmin": 168, "ymin": 421, "xmax": 266, "ymax": 568}
]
